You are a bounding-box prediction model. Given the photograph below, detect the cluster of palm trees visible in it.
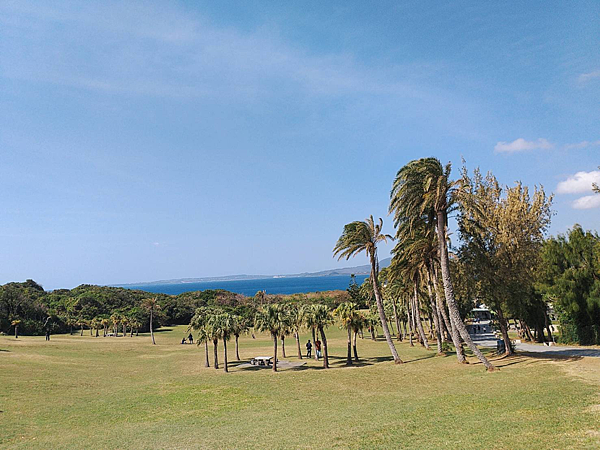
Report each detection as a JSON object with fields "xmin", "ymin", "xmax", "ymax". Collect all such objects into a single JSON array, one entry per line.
[
  {"xmin": 62, "ymin": 315, "xmax": 143, "ymax": 338},
  {"xmin": 334, "ymin": 157, "xmax": 496, "ymax": 371},
  {"xmin": 190, "ymin": 301, "xmax": 377, "ymax": 373}
]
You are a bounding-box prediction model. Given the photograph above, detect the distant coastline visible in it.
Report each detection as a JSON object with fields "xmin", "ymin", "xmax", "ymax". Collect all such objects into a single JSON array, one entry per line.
[{"xmin": 113, "ymin": 258, "xmax": 390, "ymax": 288}]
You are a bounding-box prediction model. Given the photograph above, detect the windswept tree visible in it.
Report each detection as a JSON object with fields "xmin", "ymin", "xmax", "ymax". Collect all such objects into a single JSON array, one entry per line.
[
  {"xmin": 190, "ymin": 307, "xmax": 214, "ymax": 368},
  {"xmin": 390, "ymin": 157, "xmax": 495, "ymax": 371},
  {"xmin": 333, "ymin": 216, "xmax": 403, "ymax": 364},
  {"xmin": 459, "ymin": 168, "xmax": 553, "ymax": 354},
  {"xmin": 334, "ymin": 302, "xmax": 359, "ymax": 365},
  {"xmin": 101, "ymin": 317, "xmax": 109, "ymax": 337},
  {"xmin": 142, "ymin": 298, "xmax": 160, "ymax": 345},
  {"xmin": 255, "ymin": 304, "xmax": 286, "ymax": 372}
]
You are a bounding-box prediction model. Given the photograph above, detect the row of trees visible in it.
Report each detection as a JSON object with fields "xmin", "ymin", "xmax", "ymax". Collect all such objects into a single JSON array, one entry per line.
[
  {"xmin": 189, "ymin": 300, "xmax": 381, "ymax": 372},
  {"xmin": 332, "ymin": 157, "xmax": 590, "ymax": 370}
]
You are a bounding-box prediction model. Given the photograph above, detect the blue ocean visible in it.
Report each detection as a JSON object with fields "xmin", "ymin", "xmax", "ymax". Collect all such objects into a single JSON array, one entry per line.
[{"xmin": 122, "ymin": 275, "xmax": 368, "ymax": 297}]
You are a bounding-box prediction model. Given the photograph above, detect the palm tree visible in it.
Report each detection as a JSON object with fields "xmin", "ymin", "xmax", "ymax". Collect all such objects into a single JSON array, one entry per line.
[
  {"xmin": 390, "ymin": 157, "xmax": 495, "ymax": 371},
  {"xmin": 190, "ymin": 308, "xmax": 212, "ymax": 367},
  {"xmin": 333, "ymin": 302, "xmax": 359, "ymax": 365},
  {"xmin": 333, "ymin": 216, "xmax": 403, "ymax": 364},
  {"xmin": 142, "ymin": 298, "xmax": 160, "ymax": 345},
  {"xmin": 304, "ymin": 306, "xmax": 319, "ymax": 360},
  {"xmin": 255, "ymin": 304, "xmax": 286, "ymax": 372},
  {"xmin": 350, "ymin": 312, "xmax": 365, "ymax": 361},
  {"xmin": 310, "ymin": 304, "xmax": 334, "ymax": 368},
  {"xmin": 110, "ymin": 314, "xmax": 120, "ymax": 337},
  {"xmin": 218, "ymin": 313, "xmax": 234, "ymax": 373},
  {"xmin": 195, "ymin": 326, "xmax": 211, "ymax": 367},
  {"xmin": 287, "ymin": 304, "xmax": 306, "ymax": 359},
  {"xmin": 100, "ymin": 318, "xmax": 109, "ymax": 337},
  {"xmin": 230, "ymin": 315, "xmax": 248, "ymax": 361},
  {"xmin": 11, "ymin": 319, "xmax": 21, "ymax": 338}
]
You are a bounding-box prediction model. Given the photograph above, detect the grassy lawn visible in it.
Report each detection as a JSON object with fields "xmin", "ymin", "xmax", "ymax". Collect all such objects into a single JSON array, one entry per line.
[{"xmin": 1, "ymin": 325, "xmax": 599, "ymax": 449}]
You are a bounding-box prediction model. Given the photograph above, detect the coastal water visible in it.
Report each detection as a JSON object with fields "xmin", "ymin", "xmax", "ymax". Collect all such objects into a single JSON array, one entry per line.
[{"xmin": 122, "ymin": 275, "xmax": 369, "ymax": 297}]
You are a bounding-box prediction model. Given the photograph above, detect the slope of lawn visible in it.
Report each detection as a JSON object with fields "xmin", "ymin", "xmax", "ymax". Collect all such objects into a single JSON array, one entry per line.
[{"xmin": 1, "ymin": 325, "xmax": 599, "ymax": 449}]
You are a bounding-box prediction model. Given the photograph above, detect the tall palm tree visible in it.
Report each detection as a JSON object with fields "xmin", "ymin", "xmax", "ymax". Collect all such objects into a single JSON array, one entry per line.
[
  {"xmin": 390, "ymin": 157, "xmax": 495, "ymax": 371},
  {"xmin": 110, "ymin": 314, "xmax": 120, "ymax": 337},
  {"xmin": 255, "ymin": 304, "xmax": 286, "ymax": 372},
  {"xmin": 195, "ymin": 326, "xmax": 211, "ymax": 368},
  {"xmin": 142, "ymin": 297, "xmax": 160, "ymax": 345},
  {"xmin": 333, "ymin": 216, "xmax": 403, "ymax": 364},
  {"xmin": 310, "ymin": 304, "xmax": 334, "ymax": 369},
  {"xmin": 333, "ymin": 302, "xmax": 359, "ymax": 365}
]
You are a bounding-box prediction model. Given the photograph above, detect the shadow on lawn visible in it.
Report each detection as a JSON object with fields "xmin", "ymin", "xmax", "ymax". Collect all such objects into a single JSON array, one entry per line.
[{"xmin": 468, "ymin": 352, "xmax": 583, "ymax": 370}]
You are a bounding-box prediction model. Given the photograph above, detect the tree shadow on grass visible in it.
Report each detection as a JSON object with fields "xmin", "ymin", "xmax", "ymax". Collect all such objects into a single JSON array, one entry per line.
[
  {"xmin": 0, "ymin": 349, "xmax": 9, "ymax": 352},
  {"xmin": 468, "ymin": 352, "xmax": 584, "ymax": 370}
]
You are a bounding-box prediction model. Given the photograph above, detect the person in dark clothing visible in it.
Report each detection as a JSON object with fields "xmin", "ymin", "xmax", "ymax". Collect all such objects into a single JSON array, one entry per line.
[
  {"xmin": 188, "ymin": 333, "xmax": 193, "ymax": 344},
  {"xmin": 45, "ymin": 329, "xmax": 50, "ymax": 341},
  {"xmin": 305, "ymin": 340, "xmax": 312, "ymax": 358},
  {"xmin": 181, "ymin": 337, "xmax": 186, "ymax": 344},
  {"xmin": 315, "ymin": 339, "xmax": 322, "ymax": 359}
]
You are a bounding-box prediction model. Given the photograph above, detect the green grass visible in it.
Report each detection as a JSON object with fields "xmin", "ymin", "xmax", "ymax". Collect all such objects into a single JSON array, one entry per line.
[{"xmin": 1, "ymin": 325, "xmax": 599, "ymax": 449}]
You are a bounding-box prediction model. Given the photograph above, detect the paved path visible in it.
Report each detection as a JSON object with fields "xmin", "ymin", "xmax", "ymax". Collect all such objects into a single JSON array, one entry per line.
[{"xmin": 471, "ymin": 331, "xmax": 600, "ymax": 358}]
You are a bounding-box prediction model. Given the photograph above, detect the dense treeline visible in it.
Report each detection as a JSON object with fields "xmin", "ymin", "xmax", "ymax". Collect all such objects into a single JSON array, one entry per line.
[{"xmin": 0, "ymin": 279, "xmax": 350, "ymax": 337}]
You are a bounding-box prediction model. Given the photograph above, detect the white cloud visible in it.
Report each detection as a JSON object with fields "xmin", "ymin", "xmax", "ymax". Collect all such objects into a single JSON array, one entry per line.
[
  {"xmin": 556, "ymin": 170, "xmax": 600, "ymax": 194},
  {"xmin": 563, "ymin": 140, "xmax": 600, "ymax": 150},
  {"xmin": 494, "ymin": 138, "xmax": 553, "ymax": 154},
  {"xmin": 572, "ymin": 195, "xmax": 600, "ymax": 210},
  {"xmin": 578, "ymin": 70, "xmax": 600, "ymax": 84}
]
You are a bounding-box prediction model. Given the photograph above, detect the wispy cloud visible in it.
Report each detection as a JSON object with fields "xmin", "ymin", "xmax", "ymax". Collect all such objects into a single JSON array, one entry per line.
[
  {"xmin": 494, "ymin": 138, "xmax": 553, "ymax": 154},
  {"xmin": 572, "ymin": 195, "xmax": 600, "ymax": 210},
  {"xmin": 577, "ymin": 70, "xmax": 600, "ymax": 84},
  {"xmin": 556, "ymin": 170, "xmax": 600, "ymax": 194},
  {"xmin": 563, "ymin": 140, "xmax": 600, "ymax": 150}
]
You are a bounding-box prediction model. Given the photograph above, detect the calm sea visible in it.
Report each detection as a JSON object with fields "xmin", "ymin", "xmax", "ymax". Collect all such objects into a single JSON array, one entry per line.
[{"xmin": 121, "ymin": 275, "xmax": 368, "ymax": 297}]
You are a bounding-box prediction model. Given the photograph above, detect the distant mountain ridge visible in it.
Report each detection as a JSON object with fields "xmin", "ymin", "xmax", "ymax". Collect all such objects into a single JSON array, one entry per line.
[{"xmin": 116, "ymin": 257, "xmax": 391, "ymax": 287}]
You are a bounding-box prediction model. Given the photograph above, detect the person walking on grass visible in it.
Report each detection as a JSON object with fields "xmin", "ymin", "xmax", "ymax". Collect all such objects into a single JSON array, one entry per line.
[
  {"xmin": 306, "ymin": 339, "xmax": 312, "ymax": 358},
  {"xmin": 315, "ymin": 338, "xmax": 322, "ymax": 359}
]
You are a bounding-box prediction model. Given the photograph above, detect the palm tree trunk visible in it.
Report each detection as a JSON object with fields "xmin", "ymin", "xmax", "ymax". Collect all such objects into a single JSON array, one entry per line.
[
  {"xmin": 235, "ymin": 334, "xmax": 241, "ymax": 361},
  {"xmin": 295, "ymin": 331, "xmax": 302, "ymax": 359},
  {"xmin": 436, "ymin": 212, "xmax": 495, "ymax": 371},
  {"xmin": 369, "ymin": 325, "xmax": 376, "ymax": 341},
  {"xmin": 413, "ymin": 284, "xmax": 430, "ymax": 349},
  {"xmin": 369, "ymin": 253, "xmax": 402, "ymax": 364},
  {"xmin": 427, "ymin": 277, "xmax": 443, "ymax": 355},
  {"xmin": 223, "ymin": 339, "xmax": 229, "ymax": 373},
  {"xmin": 353, "ymin": 330, "xmax": 359, "ymax": 361},
  {"xmin": 204, "ymin": 341, "xmax": 210, "ymax": 367},
  {"xmin": 392, "ymin": 298, "xmax": 402, "ymax": 341},
  {"xmin": 95, "ymin": 328, "xmax": 99, "ymax": 338},
  {"xmin": 544, "ymin": 313, "xmax": 554, "ymax": 342},
  {"xmin": 401, "ymin": 320, "xmax": 407, "ymax": 341},
  {"xmin": 311, "ymin": 328, "xmax": 318, "ymax": 360},
  {"xmin": 272, "ymin": 334, "xmax": 278, "ymax": 372},
  {"xmin": 406, "ymin": 299, "xmax": 414, "ymax": 346},
  {"xmin": 150, "ymin": 309, "xmax": 155, "ymax": 345},
  {"xmin": 497, "ymin": 308, "xmax": 512, "ymax": 356},
  {"xmin": 281, "ymin": 335, "xmax": 286, "ymax": 358},
  {"xmin": 213, "ymin": 339, "xmax": 219, "ymax": 369},
  {"xmin": 346, "ymin": 327, "xmax": 352, "ymax": 365},
  {"xmin": 432, "ymin": 263, "xmax": 465, "ymax": 362},
  {"xmin": 14, "ymin": 326, "xmax": 18, "ymax": 339},
  {"xmin": 319, "ymin": 327, "xmax": 329, "ymax": 369}
]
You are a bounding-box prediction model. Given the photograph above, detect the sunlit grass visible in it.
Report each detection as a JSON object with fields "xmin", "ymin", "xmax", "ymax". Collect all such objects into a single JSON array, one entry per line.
[{"xmin": 1, "ymin": 325, "xmax": 599, "ymax": 449}]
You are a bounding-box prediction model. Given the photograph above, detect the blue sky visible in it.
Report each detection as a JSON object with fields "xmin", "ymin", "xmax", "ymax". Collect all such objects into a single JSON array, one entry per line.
[{"xmin": 1, "ymin": 1, "xmax": 599, "ymax": 289}]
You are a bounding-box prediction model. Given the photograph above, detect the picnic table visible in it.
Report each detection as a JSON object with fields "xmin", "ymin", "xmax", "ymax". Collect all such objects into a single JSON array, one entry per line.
[{"xmin": 250, "ymin": 356, "xmax": 274, "ymax": 366}]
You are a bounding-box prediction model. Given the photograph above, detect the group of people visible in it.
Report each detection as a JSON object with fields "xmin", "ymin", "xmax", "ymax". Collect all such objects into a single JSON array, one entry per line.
[
  {"xmin": 305, "ymin": 339, "xmax": 322, "ymax": 359},
  {"xmin": 181, "ymin": 334, "xmax": 193, "ymax": 344}
]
